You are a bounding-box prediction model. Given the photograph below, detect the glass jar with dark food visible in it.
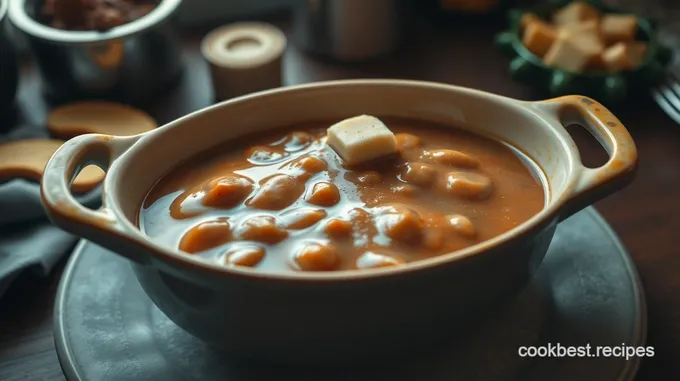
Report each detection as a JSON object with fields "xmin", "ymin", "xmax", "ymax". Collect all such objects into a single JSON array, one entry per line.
[
  {"xmin": 8, "ymin": 0, "xmax": 183, "ymax": 104},
  {"xmin": 41, "ymin": 0, "xmax": 159, "ymax": 31}
]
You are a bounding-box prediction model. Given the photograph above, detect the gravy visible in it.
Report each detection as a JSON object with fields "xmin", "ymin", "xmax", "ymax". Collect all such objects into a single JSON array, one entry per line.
[{"xmin": 139, "ymin": 118, "xmax": 545, "ymax": 272}]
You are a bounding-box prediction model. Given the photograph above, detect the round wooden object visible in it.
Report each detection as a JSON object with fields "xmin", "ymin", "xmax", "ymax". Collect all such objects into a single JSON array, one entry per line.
[
  {"xmin": 0, "ymin": 139, "xmax": 105, "ymax": 193},
  {"xmin": 201, "ymin": 22, "xmax": 287, "ymax": 101},
  {"xmin": 47, "ymin": 101, "xmax": 157, "ymax": 139}
]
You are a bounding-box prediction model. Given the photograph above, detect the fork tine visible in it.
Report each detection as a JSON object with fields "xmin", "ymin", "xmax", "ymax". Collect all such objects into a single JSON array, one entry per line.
[
  {"xmin": 659, "ymin": 80, "xmax": 680, "ymax": 112},
  {"xmin": 652, "ymin": 85, "xmax": 680, "ymax": 124},
  {"xmin": 668, "ymin": 71, "xmax": 680, "ymax": 93}
]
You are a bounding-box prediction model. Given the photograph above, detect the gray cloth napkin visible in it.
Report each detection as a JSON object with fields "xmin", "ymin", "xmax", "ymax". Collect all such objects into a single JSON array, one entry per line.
[{"xmin": 0, "ymin": 125, "xmax": 101, "ymax": 298}]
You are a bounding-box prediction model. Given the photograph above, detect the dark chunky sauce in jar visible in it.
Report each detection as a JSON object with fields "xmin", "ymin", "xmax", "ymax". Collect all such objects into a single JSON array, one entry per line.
[{"xmin": 42, "ymin": 0, "xmax": 158, "ymax": 31}]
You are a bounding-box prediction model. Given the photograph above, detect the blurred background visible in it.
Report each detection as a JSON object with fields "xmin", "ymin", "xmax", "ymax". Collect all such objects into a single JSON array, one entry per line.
[{"xmin": 4, "ymin": 1, "xmax": 680, "ymax": 47}]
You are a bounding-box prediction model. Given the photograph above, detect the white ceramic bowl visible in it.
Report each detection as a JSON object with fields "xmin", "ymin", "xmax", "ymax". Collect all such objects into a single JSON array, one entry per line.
[{"xmin": 40, "ymin": 80, "xmax": 637, "ymax": 365}]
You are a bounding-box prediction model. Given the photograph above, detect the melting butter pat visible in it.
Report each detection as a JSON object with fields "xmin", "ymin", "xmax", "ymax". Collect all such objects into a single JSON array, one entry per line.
[{"xmin": 326, "ymin": 115, "xmax": 397, "ymax": 166}]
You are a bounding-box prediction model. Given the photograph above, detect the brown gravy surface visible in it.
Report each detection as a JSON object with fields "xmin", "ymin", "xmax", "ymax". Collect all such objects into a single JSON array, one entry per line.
[{"xmin": 139, "ymin": 118, "xmax": 545, "ymax": 272}]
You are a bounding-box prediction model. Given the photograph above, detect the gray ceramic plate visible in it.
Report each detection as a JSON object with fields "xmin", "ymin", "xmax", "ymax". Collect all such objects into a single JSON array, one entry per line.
[{"xmin": 54, "ymin": 207, "xmax": 646, "ymax": 381}]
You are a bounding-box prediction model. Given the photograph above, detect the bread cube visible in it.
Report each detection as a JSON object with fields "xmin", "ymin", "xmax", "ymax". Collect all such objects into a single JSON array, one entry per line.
[
  {"xmin": 543, "ymin": 36, "xmax": 592, "ymax": 72},
  {"xmin": 602, "ymin": 41, "xmax": 647, "ymax": 71},
  {"xmin": 601, "ymin": 14, "xmax": 638, "ymax": 44},
  {"xmin": 523, "ymin": 20, "xmax": 557, "ymax": 58},
  {"xmin": 558, "ymin": 19, "xmax": 598, "ymax": 37},
  {"xmin": 553, "ymin": 1, "xmax": 600, "ymax": 26},
  {"xmin": 558, "ymin": 19, "xmax": 604, "ymax": 52},
  {"xmin": 521, "ymin": 13, "xmax": 541, "ymax": 30}
]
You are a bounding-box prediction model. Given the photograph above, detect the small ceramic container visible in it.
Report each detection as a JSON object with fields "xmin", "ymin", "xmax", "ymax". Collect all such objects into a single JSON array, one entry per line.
[
  {"xmin": 495, "ymin": 0, "xmax": 673, "ymax": 105},
  {"xmin": 40, "ymin": 80, "xmax": 637, "ymax": 365},
  {"xmin": 292, "ymin": 0, "xmax": 405, "ymax": 61}
]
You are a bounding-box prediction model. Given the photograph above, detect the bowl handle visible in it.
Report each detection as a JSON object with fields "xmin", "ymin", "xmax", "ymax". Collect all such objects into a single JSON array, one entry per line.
[
  {"xmin": 533, "ymin": 96, "xmax": 638, "ymax": 221},
  {"xmin": 40, "ymin": 134, "xmax": 149, "ymax": 264}
]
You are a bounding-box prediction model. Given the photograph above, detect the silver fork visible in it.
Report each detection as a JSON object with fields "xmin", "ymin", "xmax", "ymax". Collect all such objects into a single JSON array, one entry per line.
[
  {"xmin": 649, "ymin": 8, "xmax": 680, "ymax": 123},
  {"xmin": 606, "ymin": 0, "xmax": 680, "ymax": 123},
  {"xmin": 652, "ymin": 68, "xmax": 680, "ymax": 124}
]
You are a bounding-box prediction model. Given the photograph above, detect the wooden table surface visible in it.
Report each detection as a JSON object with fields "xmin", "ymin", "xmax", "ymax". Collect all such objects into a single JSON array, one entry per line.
[{"xmin": 1, "ymin": 12, "xmax": 679, "ymax": 380}]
